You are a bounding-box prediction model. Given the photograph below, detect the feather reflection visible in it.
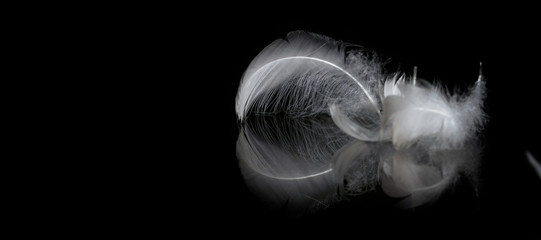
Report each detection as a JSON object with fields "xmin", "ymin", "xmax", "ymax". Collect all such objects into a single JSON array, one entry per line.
[
  {"xmin": 237, "ymin": 115, "xmax": 480, "ymax": 215},
  {"xmin": 236, "ymin": 115, "xmax": 361, "ymax": 215}
]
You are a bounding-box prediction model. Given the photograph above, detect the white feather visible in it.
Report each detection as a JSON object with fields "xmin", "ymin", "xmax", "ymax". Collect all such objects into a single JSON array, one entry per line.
[
  {"xmin": 235, "ymin": 31, "xmax": 382, "ymax": 126},
  {"xmin": 382, "ymin": 75, "xmax": 486, "ymax": 149}
]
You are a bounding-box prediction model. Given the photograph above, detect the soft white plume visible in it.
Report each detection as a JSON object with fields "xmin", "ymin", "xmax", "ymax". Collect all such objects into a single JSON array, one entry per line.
[
  {"xmin": 382, "ymin": 74, "xmax": 486, "ymax": 149},
  {"xmin": 235, "ymin": 31, "xmax": 382, "ymax": 131}
]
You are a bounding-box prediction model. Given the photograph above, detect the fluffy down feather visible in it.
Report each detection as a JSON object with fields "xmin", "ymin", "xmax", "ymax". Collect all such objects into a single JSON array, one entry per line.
[{"xmin": 382, "ymin": 75, "xmax": 486, "ymax": 149}]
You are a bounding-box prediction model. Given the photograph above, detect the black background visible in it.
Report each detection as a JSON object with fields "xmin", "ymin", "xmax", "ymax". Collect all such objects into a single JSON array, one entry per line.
[
  {"xmin": 16, "ymin": 4, "xmax": 540, "ymax": 237},
  {"xmin": 166, "ymin": 8, "xmax": 540, "ymax": 237}
]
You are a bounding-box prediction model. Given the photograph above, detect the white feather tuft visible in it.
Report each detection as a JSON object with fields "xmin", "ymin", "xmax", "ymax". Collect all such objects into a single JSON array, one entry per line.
[{"xmin": 382, "ymin": 75, "xmax": 486, "ymax": 149}]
